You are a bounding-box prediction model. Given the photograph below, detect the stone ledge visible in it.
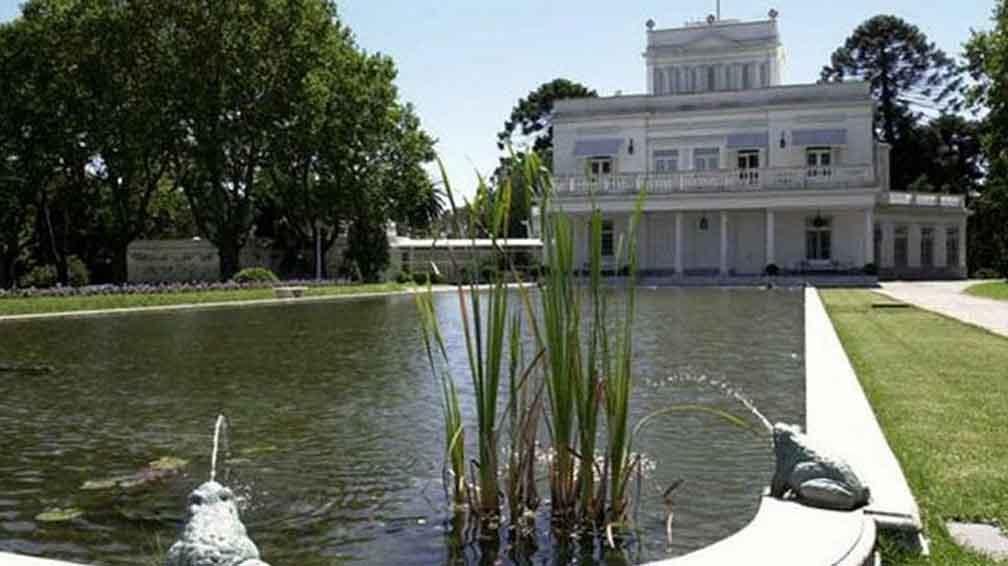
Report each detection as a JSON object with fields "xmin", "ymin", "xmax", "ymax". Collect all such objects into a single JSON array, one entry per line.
[
  {"xmin": 0, "ymin": 553, "xmax": 83, "ymax": 565},
  {"xmin": 650, "ymin": 496, "xmax": 877, "ymax": 566}
]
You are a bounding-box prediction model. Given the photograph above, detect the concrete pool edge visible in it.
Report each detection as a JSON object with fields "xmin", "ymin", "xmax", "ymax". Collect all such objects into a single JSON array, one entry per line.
[{"xmin": 650, "ymin": 286, "xmax": 926, "ymax": 564}]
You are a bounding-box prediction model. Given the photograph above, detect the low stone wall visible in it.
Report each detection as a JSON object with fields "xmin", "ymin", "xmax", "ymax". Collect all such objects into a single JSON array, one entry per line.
[{"xmin": 127, "ymin": 239, "xmax": 219, "ymax": 283}]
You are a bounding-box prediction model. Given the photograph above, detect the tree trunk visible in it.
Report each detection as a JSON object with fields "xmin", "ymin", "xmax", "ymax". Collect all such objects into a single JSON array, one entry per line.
[
  {"xmin": 111, "ymin": 240, "xmax": 131, "ymax": 284},
  {"xmin": 218, "ymin": 238, "xmax": 242, "ymax": 281}
]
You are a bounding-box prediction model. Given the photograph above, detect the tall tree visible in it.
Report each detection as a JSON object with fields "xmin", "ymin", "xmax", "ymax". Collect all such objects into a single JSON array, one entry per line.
[
  {"xmin": 966, "ymin": 1, "xmax": 1008, "ymax": 276},
  {"xmin": 821, "ymin": 15, "xmax": 964, "ymax": 190},
  {"xmin": 164, "ymin": 0, "xmax": 302, "ymax": 279},
  {"xmin": 497, "ymin": 79, "xmax": 596, "ymax": 166},
  {"xmin": 494, "ymin": 79, "xmax": 594, "ymax": 237}
]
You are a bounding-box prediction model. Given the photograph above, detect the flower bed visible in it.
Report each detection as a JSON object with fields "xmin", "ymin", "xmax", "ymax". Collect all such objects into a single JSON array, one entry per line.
[{"xmin": 0, "ymin": 279, "xmax": 351, "ymax": 300}]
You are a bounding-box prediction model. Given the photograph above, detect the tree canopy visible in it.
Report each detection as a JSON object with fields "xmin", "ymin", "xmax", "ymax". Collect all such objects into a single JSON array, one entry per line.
[
  {"xmin": 822, "ymin": 15, "xmax": 965, "ymax": 192},
  {"xmin": 0, "ymin": 0, "xmax": 435, "ymax": 285},
  {"xmin": 966, "ymin": 1, "xmax": 1008, "ymax": 276}
]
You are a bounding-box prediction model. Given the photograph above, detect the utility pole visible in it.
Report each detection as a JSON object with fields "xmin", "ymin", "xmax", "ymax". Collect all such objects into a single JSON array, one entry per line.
[{"xmin": 716, "ymin": 0, "xmax": 721, "ymax": 20}]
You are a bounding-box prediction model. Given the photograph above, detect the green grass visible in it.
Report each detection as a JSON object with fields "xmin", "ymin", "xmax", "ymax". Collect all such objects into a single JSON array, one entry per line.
[
  {"xmin": 965, "ymin": 281, "xmax": 1008, "ymax": 301},
  {"xmin": 821, "ymin": 289, "xmax": 1008, "ymax": 565},
  {"xmin": 0, "ymin": 282, "xmax": 411, "ymax": 317}
]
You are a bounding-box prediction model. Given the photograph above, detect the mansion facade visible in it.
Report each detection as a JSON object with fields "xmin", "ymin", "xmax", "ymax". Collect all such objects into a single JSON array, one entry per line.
[{"xmin": 548, "ymin": 14, "xmax": 967, "ymax": 279}]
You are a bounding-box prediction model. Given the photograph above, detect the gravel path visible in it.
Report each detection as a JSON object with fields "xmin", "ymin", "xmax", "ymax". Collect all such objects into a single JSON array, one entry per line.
[{"xmin": 878, "ymin": 280, "xmax": 1008, "ymax": 338}]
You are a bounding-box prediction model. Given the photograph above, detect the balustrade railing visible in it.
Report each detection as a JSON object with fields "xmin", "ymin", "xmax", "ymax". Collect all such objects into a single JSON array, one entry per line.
[
  {"xmin": 554, "ymin": 165, "xmax": 876, "ymax": 195},
  {"xmin": 881, "ymin": 192, "xmax": 965, "ymax": 208}
]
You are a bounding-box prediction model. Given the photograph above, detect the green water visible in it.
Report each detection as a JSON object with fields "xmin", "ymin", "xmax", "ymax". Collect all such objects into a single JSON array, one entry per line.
[{"xmin": 0, "ymin": 288, "xmax": 804, "ymax": 565}]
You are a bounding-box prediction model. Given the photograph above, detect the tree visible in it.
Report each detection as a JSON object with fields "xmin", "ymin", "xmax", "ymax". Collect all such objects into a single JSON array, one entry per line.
[
  {"xmin": 164, "ymin": 0, "xmax": 309, "ymax": 280},
  {"xmin": 493, "ymin": 79, "xmax": 594, "ymax": 237},
  {"xmin": 496, "ymin": 79, "xmax": 596, "ymax": 167},
  {"xmin": 903, "ymin": 115, "xmax": 984, "ymax": 195},
  {"xmin": 822, "ymin": 15, "xmax": 964, "ymax": 190},
  {"xmin": 966, "ymin": 1, "xmax": 1008, "ymax": 276},
  {"xmin": 79, "ymin": 1, "xmax": 180, "ymax": 282}
]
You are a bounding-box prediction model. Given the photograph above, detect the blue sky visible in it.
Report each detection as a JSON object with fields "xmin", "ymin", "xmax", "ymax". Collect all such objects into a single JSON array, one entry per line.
[{"xmin": 1, "ymin": 0, "xmax": 996, "ymax": 199}]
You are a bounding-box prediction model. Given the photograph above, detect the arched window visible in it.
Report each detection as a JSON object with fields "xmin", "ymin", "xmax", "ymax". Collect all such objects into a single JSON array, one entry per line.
[
  {"xmin": 708, "ymin": 66, "xmax": 716, "ymax": 91},
  {"xmin": 742, "ymin": 63, "xmax": 753, "ymax": 89}
]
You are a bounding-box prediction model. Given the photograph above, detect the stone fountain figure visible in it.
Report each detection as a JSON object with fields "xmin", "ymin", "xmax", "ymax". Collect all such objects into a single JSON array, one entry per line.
[
  {"xmin": 770, "ymin": 423, "xmax": 871, "ymax": 511},
  {"xmin": 165, "ymin": 481, "xmax": 269, "ymax": 566},
  {"xmin": 166, "ymin": 415, "xmax": 270, "ymax": 566}
]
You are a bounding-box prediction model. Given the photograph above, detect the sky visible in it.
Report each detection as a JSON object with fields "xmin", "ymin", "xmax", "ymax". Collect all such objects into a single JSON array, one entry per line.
[{"xmin": 0, "ymin": 0, "xmax": 997, "ymax": 199}]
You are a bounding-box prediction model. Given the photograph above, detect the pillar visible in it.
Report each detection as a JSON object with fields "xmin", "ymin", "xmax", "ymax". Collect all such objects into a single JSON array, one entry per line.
[
  {"xmin": 864, "ymin": 208, "xmax": 875, "ymax": 265},
  {"xmin": 959, "ymin": 217, "xmax": 968, "ymax": 269},
  {"xmin": 909, "ymin": 224, "xmax": 922, "ymax": 268},
  {"xmin": 719, "ymin": 211, "xmax": 729, "ymax": 275},
  {"xmin": 765, "ymin": 209, "xmax": 776, "ymax": 266},
  {"xmin": 674, "ymin": 212, "xmax": 684, "ymax": 275}
]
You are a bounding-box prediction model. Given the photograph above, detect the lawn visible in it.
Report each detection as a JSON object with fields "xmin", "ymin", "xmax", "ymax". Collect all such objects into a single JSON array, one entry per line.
[
  {"xmin": 821, "ymin": 289, "xmax": 1008, "ymax": 565},
  {"xmin": 0, "ymin": 282, "xmax": 412, "ymax": 317},
  {"xmin": 965, "ymin": 280, "xmax": 1008, "ymax": 301}
]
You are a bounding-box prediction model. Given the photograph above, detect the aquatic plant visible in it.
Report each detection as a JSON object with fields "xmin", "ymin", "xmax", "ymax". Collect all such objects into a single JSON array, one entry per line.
[{"xmin": 416, "ymin": 152, "xmax": 758, "ymax": 556}]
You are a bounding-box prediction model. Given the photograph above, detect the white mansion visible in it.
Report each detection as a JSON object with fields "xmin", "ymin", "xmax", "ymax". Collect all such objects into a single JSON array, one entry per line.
[{"xmin": 549, "ymin": 13, "xmax": 968, "ymax": 279}]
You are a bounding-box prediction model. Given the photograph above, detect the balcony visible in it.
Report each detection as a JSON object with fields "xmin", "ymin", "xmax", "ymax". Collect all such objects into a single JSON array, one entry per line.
[
  {"xmin": 554, "ymin": 165, "xmax": 877, "ymax": 196},
  {"xmin": 880, "ymin": 192, "xmax": 965, "ymax": 208}
]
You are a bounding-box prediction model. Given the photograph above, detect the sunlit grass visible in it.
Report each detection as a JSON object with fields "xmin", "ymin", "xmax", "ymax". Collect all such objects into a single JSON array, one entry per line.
[
  {"xmin": 965, "ymin": 280, "xmax": 1008, "ymax": 301},
  {"xmin": 821, "ymin": 289, "xmax": 1008, "ymax": 566}
]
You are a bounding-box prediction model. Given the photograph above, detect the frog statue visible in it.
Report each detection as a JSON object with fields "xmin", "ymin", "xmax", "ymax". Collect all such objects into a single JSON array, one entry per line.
[
  {"xmin": 165, "ymin": 481, "xmax": 270, "ymax": 566},
  {"xmin": 770, "ymin": 423, "xmax": 871, "ymax": 511}
]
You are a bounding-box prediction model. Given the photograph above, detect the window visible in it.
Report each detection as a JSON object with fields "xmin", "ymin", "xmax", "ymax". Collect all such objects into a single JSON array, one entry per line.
[
  {"xmin": 742, "ymin": 63, "xmax": 753, "ymax": 89},
  {"xmin": 921, "ymin": 227, "xmax": 935, "ymax": 267},
  {"xmin": 894, "ymin": 226, "xmax": 909, "ymax": 267},
  {"xmin": 601, "ymin": 220, "xmax": 615, "ymax": 258},
  {"xmin": 654, "ymin": 150, "xmax": 679, "ymax": 173},
  {"xmin": 947, "ymin": 226, "xmax": 960, "ymax": 267},
  {"xmin": 707, "ymin": 66, "xmax": 717, "ymax": 91},
  {"xmin": 693, "ymin": 147, "xmax": 720, "ymax": 171},
  {"xmin": 805, "ymin": 216, "xmax": 832, "ymax": 261},
  {"xmin": 737, "ymin": 149, "xmax": 760, "ymax": 184},
  {"xmin": 587, "ymin": 157, "xmax": 613, "ymax": 176},
  {"xmin": 806, "ymin": 147, "xmax": 832, "ymax": 178}
]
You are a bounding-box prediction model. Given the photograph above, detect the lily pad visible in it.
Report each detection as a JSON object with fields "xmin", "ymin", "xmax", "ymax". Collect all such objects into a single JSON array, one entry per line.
[
  {"xmin": 35, "ymin": 507, "xmax": 84, "ymax": 522},
  {"xmin": 81, "ymin": 478, "xmax": 119, "ymax": 491},
  {"xmin": 147, "ymin": 456, "xmax": 188, "ymax": 472}
]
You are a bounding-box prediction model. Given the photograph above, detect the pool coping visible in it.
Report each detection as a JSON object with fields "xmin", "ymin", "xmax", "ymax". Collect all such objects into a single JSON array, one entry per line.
[{"xmin": 650, "ymin": 286, "xmax": 925, "ymax": 564}]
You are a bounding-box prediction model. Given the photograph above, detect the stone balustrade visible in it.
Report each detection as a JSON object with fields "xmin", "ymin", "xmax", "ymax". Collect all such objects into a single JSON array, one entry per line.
[{"xmin": 555, "ymin": 165, "xmax": 876, "ymax": 196}]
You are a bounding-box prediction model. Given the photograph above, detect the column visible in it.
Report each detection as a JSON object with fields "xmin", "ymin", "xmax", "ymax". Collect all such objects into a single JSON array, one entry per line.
[
  {"xmin": 765, "ymin": 209, "xmax": 776, "ymax": 266},
  {"xmin": 909, "ymin": 224, "xmax": 922, "ymax": 268},
  {"xmin": 674, "ymin": 212, "xmax": 684, "ymax": 275},
  {"xmin": 882, "ymin": 222, "xmax": 894, "ymax": 268},
  {"xmin": 959, "ymin": 218, "xmax": 968, "ymax": 269},
  {"xmin": 719, "ymin": 211, "xmax": 729, "ymax": 275},
  {"xmin": 864, "ymin": 208, "xmax": 875, "ymax": 265}
]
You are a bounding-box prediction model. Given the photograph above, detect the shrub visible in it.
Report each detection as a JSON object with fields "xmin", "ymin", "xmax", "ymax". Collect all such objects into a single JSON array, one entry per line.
[
  {"xmin": 67, "ymin": 256, "xmax": 90, "ymax": 287},
  {"xmin": 19, "ymin": 265, "xmax": 58, "ymax": 289},
  {"xmin": 764, "ymin": 263, "xmax": 780, "ymax": 276},
  {"xmin": 862, "ymin": 262, "xmax": 878, "ymax": 276},
  {"xmin": 231, "ymin": 267, "xmax": 278, "ymax": 284},
  {"xmin": 395, "ymin": 270, "xmax": 412, "ymax": 284},
  {"xmin": 973, "ymin": 267, "xmax": 1002, "ymax": 279}
]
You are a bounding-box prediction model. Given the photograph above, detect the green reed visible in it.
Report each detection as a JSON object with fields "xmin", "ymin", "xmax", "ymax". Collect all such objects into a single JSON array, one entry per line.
[{"xmin": 417, "ymin": 152, "xmax": 749, "ymax": 552}]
